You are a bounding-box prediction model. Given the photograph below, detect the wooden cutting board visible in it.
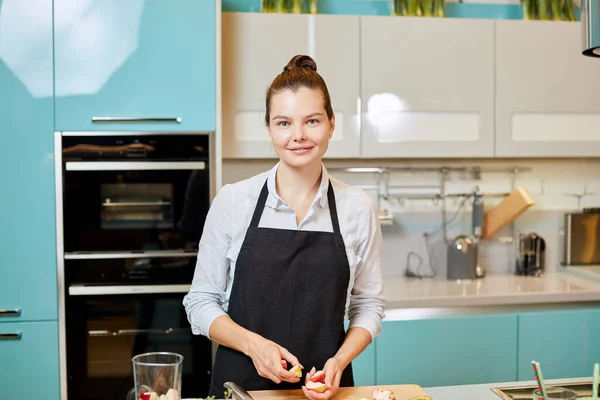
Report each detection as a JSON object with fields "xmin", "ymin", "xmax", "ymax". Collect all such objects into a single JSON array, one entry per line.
[{"xmin": 248, "ymin": 384, "xmax": 431, "ymax": 400}]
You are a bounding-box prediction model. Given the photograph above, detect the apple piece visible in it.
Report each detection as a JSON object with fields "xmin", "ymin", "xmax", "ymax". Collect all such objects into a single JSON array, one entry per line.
[
  {"xmin": 166, "ymin": 388, "xmax": 179, "ymax": 400},
  {"xmin": 305, "ymin": 380, "xmax": 327, "ymax": 393},
  {"xmin": 139, "ymin": 393, "xmax": 152, "ymax": 400},
  {"xmin": 372, "ymin": 388, "xmax": 397, "ymax": 400},
  {"xmin": 309, "ymin": 370, "xmax": 325, "ymax": 383},
  {"xmin": 281, "ymin": 360, "xmax": 287, "ymax": 369},
  {"xmin": 289, "ymin": 365, "xmax": 302, "ymax": 377},
  {"xmin": 159, "ymin": 394, "xmax": 168, "ymax": 400},
  {"xmin": 372, "ymin": 388, "xmax": 384, "ymax": 400}
]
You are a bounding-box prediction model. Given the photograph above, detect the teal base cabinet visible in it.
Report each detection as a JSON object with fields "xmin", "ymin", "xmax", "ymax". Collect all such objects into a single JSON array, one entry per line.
[
  {"xmin": 0, "ymin": 322, "xmax": 60, "ymax": 400},
  {"xmin": 54, "ymin": 0, "xmax": 216, "ymax": 132},
  {"xmin": 376, "ymin": 316, "xmax": 518, "ymax": 387},
  {"xmin": 518, "ymin": 309, "xmax": 600, "ymax": 381}
]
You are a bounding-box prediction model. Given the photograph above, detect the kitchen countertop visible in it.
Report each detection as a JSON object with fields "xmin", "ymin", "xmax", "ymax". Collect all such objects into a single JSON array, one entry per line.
[
  {"xmin": 382, "ymin": 270, "xmax": 600, "ymax": 312},
  {"xmin": 424, "ymin": 376, "xmax": 592, "ymax": 399}
]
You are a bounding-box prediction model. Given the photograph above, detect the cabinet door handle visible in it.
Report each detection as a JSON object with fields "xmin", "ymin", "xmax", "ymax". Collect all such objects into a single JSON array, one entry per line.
[
  {"xmin": 0, "ymin": 333, "xmax": 22, "ymax": 340},
  {"xmin": 91, "ymin": 117, "xmax": 182, "ymax": 123},
  {"xmin": 0, "ymin": 309, "xmax": 21, "ymax": 317}
]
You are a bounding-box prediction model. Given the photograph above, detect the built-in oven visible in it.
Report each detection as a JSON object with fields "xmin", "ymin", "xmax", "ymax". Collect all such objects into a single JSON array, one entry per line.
[{"xmin": 54, "ymin": 132, "xmax": 216, "ymax": 400}]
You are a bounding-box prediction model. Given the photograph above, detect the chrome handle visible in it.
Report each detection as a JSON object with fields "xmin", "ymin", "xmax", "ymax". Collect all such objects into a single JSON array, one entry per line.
[
  {"xmin": 101, "ymin": 201, "xmax": 172, "ymax": 207},
  {"xmin": 89, "ymin": 328, "xmax": 189, "ymax": 337},
  {"xmin": 91, "ymin": 117, "xmax": 182, "ymax": 123},
  {"xmin": 0, "ymin": 333, "xmax": 22, "ymax": 340},
  {"xmin": 65, "ymin": 161, "xmax": 205, "ymax": 171},
  {"xmin": 68, "ymin": 284, "xmax": 191, "ymax": 296},
  {"xmin": 64, "ymin": 250, "xmax": 198, "ymax": 260},
  {"xmin": 0, "ymin": 309, "xmax": 21, "ymax": 317}
]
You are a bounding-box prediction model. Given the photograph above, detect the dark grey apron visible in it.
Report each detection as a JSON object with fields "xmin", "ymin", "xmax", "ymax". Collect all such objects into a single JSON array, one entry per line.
[{"xmin": 208, "ymin": 179, "xmax": 354, "ymax": 395}]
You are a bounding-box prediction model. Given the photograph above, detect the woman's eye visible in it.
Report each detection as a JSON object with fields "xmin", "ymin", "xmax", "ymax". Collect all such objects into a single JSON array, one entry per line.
[
  {"xmin": 278, "ymin": 121, "xmax": 290, "ymax": 127},
  {"xmin": 307, "ymin": 119, "xmax": 319, "ymax": 125}
]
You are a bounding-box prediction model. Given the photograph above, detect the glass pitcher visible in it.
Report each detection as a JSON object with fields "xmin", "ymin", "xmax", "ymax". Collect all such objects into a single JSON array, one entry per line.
[{"xmin": 126, "ymin": 352, "xmax": 183, "ymax": 400}]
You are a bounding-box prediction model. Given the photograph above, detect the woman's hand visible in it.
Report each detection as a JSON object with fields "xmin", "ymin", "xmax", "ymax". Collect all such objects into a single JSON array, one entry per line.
[
  {"xmin": 302, "ymin": 357, "xmax": 345, "ymax": 400},
  {"xmin": 247, "ymin": 336, "xmax": 303, "ymax": 384}
]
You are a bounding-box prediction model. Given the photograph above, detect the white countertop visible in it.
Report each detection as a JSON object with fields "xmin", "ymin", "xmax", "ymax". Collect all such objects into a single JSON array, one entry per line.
[{"xmin": 382, "ymin": 270, "xmax": 600, "ymax": 311}]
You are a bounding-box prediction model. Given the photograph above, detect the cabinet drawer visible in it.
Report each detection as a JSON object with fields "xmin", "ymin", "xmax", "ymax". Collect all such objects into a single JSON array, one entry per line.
[{"xmin": 0, "ymin": 321, "xmax": 60, "ymax": 400}]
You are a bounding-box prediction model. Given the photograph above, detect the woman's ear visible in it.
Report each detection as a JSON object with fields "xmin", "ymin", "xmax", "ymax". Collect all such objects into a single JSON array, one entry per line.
[{"xmin": 329, "ymin": 113, "xmax": 336, "ymax": 138}]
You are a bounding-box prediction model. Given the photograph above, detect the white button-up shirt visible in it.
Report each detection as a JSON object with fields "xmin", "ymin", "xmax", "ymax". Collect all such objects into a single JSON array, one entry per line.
[{"xmin": 183, "ymin": 162, "xmax": 385, "ymax": 341}]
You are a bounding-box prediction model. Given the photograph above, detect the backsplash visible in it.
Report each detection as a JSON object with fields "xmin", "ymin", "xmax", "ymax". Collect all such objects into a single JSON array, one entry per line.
[{"xmin": 222, "ymin": 158, "xmax": 600, "ymax": 278}]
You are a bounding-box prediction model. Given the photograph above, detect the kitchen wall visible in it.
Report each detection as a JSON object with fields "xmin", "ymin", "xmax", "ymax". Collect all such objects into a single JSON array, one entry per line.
[{"xmin": 222, "ymin": 157, "xmax": 600, "ymax": 278}]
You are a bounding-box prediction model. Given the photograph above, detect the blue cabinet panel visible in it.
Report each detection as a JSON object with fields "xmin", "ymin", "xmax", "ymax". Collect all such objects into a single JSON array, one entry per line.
[
  {"xmin": 376, "ymin": 316, "xmax": 518, "ymax": 387},
  {"xmin": 0, "ymin": 321, "xmax": 60, "ymax": 400},
  {"xmin": 0, "ymin": 0, "xmax": 58, "ymax": 322},
  {"xmin": 54, "ymin": 0, "xmax": 216, "ymax": 132},
  {"xmin": 518, "ymin": 309, "xmax": 600, "ymax": 380}
]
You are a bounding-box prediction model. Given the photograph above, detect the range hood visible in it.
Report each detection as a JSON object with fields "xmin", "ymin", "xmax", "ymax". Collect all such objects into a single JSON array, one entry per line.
[{"xmin": 582, "ymin": 0, "xmax": 600, "ymax": 57}]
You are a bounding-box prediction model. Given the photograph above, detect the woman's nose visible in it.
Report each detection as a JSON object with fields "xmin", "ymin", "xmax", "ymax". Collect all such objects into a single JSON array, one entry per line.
[{"xmin": 292, "ymin": 125, "xmax": 306, "ymax": 141}]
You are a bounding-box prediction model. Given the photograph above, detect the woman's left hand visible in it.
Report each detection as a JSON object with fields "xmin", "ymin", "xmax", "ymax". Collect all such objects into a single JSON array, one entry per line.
[{"xmin": 301, "ymin": 357, "xmax": 345, "ymax": 400}]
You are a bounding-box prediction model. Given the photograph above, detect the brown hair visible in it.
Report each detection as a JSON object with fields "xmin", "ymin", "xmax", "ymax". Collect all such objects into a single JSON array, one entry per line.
[{"xmin": 264, "ymin": 54, "xmax": 333, "ymax": 126}]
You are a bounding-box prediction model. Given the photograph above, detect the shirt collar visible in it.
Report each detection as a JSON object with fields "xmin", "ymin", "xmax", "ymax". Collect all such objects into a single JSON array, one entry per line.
[{"xmin": 265, "ymin": 162, "xmax": 330, "ymax": 209}]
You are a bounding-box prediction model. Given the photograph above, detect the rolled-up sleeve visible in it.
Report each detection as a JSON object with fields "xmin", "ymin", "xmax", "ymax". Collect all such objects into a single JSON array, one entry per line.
[
  {"xmin": 347, "ymin": 192, "xmax": 385, "ymax": 340},
  {"xmin": 183, "ymin": 184, "xmax": 233, "ymax": 339}
]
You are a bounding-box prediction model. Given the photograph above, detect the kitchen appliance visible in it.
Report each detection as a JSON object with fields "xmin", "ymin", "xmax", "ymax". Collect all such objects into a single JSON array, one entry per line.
[
  {"xmin": 564, "ymin": 210, "xmax": 600, "ymax": 265},
  {"xmin": 447, "ymin": 188, "xmax": 485, "ymax": 280},
  {"xmin": 55, "ymin": 131, "xmax": 215, "ymax": 400},
  {"xmin": 582, "ymin": 0, "xmax": 600, "ymax": 57},
  {"xmin": 447, "ymin": 235, "xmax": 479, "ymax": 280},
  {"xmin": 516, "ymin": 232, "xmax": 546, "ymax": 276}
]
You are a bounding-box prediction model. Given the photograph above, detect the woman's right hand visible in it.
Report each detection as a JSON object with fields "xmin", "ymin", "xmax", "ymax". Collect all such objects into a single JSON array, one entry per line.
[{"xmin": 247, "ymin": 336, "xmax": 303, "ymax": 384}]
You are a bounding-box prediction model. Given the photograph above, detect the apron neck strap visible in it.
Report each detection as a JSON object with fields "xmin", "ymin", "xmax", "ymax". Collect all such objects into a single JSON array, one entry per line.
[{"xmin": 249, "ymin": 179, "xmax": 341, "ymax": 234}]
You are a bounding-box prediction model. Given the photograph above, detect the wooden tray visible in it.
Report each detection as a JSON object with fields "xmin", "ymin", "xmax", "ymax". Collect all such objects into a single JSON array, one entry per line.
[{"xmin": 248, "ymin": 384, "xmax": 431, "ymax": 400}]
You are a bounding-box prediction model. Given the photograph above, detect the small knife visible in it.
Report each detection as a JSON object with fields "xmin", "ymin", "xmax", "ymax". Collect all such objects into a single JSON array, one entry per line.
[{"xmin": 224, "ymin": 381, "xmax": 254, "ymax": 400}]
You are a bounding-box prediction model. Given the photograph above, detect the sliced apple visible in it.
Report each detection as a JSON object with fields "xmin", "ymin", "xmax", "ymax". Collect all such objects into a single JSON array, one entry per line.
[
  {"xmin": 289, "ymin": 364, "xmax": 303, "ymax": 377},
  {"xmin": 309, "ymin": 370, "xmax": 325, "ymax": 383},
  {"xmin": 372, "ymin": 388, "xmax": 396, "ymax": 400},
  {"xmin": 281, "ymin": 360, "xmax": 287, "ymax": 369},
  {"xmin": 305, "ymin": 380, "xmax": 327, "ymax": 393},
  {"xmin": 166, "ymin": 388, "xmax": 179, "ymax": 400}
]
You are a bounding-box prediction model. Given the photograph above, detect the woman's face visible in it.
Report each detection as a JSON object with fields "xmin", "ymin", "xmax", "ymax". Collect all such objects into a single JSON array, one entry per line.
[{"xmin": 267, "ymin": 87, "xmax": 334, "ymax": 169}]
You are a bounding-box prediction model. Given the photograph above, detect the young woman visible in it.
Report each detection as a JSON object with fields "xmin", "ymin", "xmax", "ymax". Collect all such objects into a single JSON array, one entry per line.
[{"xmin": 183, "ymin": 54, "xmax": 384, "ymax": 400}]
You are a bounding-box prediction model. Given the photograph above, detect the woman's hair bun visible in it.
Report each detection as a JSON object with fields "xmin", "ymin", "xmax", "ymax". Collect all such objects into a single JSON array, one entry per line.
[{"xmin": 283, "ymin": 54, "xmax": 317, "ymax": 73}]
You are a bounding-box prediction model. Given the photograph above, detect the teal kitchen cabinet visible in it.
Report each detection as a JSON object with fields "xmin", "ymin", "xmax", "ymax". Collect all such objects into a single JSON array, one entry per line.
[
  {"xmin": 0, "ymin": 0, "xmax": 58, "ymax": 322},
  {"xmin": 517, "ymin": 308, "xmax": 600, "ymax": 380},
  {"xmin": 0, "ymin": 321, "xmax": 60, "ymax": 400},
  {"xmin": 54, "ymin": 0, "xmax": 216, "ymax": 132},
  {"xmin": 375, "ymin": 315, "xmax": 518, "ymax": 387}
]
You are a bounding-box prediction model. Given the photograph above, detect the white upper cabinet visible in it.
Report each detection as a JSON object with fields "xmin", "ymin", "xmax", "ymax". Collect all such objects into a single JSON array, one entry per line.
[
  {"xmin": 495, "ymin": 20, "xmax": 600, "ymax": 157},
  {"xmin": 360, "ymin": 16, "xmax": 495, "ymax": 158},
  {"xmin": 222, "ymin": 13, "xmax": 361, "ymax": 159}
]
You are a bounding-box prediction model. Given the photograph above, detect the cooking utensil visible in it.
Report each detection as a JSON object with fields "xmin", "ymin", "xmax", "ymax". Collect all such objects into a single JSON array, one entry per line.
[{"xmin": 224, "ymin": 382, "xmax": 255, "ymax": 400}]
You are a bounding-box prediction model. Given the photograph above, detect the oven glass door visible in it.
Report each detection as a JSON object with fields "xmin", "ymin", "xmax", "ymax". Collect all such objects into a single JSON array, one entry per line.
[
  {"xmin": 62, "ymin": 164, "xmax": 210, "ymax": 254},
  {"xmin": 66, "ymin": 291, "xmax": 212, "ymax": 400}
]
